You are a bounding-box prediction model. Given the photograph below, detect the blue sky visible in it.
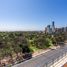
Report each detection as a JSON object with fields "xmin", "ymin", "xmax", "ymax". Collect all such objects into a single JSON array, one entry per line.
[{"xmin": 0, "ymin": 0, "xmax": 67, "ymax": 31}]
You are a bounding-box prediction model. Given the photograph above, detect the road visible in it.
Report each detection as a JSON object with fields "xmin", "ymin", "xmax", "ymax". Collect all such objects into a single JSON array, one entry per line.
[{"xmin": 12, "ymin": 45, "xmax": 67, "ymax": 67}]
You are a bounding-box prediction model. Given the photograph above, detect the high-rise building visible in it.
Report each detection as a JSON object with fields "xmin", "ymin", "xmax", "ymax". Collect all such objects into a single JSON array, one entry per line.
[
  {"xmin": 52, "ymin": 21, "xmax": 55, "ymax": 33},
  {"xmin": 45, "ymin": 21, "xmax": 55, "ymax": 34},
  {"xmin": 45, "ymin": 25, "xmax": 52, "ymax": 34},
  {"xmin": 66, "ymin": 27, "xmax": 67, "ymax": 32},
  {"xmin": 45, "ymin": 21, "xmax": 67, "ymax": 34},
  {"xmin": 64, "ymin": 27, "xmax": 67, "ymax": 32},
  {"xmin": 52, "ymin": 21, "xmax": 55, "ymax": 27},
  {"xmin": 47, "ymin": 25, "xmax": 51, "ymax": 33}
]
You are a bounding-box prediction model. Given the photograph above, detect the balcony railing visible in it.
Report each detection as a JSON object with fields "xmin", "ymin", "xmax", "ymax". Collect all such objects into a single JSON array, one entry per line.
[{"xmin": 42, "ymin": 48, "xmax": 67, "ymax": 67}]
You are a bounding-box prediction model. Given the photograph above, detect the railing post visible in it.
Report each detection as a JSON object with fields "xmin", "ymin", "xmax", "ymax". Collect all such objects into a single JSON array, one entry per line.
[
  {"xmin": 52, "ymin": 59, "xmax": 54, "ymax": 67},
  {"xmin": 45, "ymin": 62, "xmax": 48, "ymax": 67}
]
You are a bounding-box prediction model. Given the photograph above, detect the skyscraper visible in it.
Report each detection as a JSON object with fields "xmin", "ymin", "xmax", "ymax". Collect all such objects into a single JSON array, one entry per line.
[
  {"xmin": 52, "ymin": 21, "xmax": 55, "ymax": 27},
  {"xmin": 45, "ymin": 21, "xmax": 55, "ymax": 34},
  {"xmin": 52, "ymin": 21, "xmax": 55, "ymax": 33}
]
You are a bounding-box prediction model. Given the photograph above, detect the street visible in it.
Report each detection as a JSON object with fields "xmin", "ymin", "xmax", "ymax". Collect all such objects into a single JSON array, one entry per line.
[{"xmin": 12, "ymin": 45, "xmax": 67, "ymax": 67}]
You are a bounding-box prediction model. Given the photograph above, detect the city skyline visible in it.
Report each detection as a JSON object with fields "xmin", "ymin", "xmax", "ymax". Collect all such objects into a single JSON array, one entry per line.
[{"xmin": 0, "ymin": 0, "xmax": 67, "ymax": 31}]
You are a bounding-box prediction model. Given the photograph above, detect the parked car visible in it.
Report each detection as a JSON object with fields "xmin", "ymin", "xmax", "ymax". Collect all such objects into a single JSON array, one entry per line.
[{"xmin": 23, "ymin": 53, "xmax": 32, "ymax": 60}]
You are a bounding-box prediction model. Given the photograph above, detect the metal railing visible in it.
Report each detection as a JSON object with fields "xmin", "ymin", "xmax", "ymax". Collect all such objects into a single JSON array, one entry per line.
[{"xmin": 42, "ymin": 48, "xmax": 67, "ymax": 67}]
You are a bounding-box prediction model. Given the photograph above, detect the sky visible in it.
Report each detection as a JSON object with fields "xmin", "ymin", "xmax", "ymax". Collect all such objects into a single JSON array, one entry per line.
[{"xmin": 0, "ymin": 0, "xmax": 67, "ymax": 31}]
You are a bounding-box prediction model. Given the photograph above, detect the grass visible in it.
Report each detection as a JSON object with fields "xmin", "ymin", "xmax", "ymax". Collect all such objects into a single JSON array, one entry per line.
[{"xmin": 29, "ymin": 45, "xmax": 39, "ymax": 52}]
